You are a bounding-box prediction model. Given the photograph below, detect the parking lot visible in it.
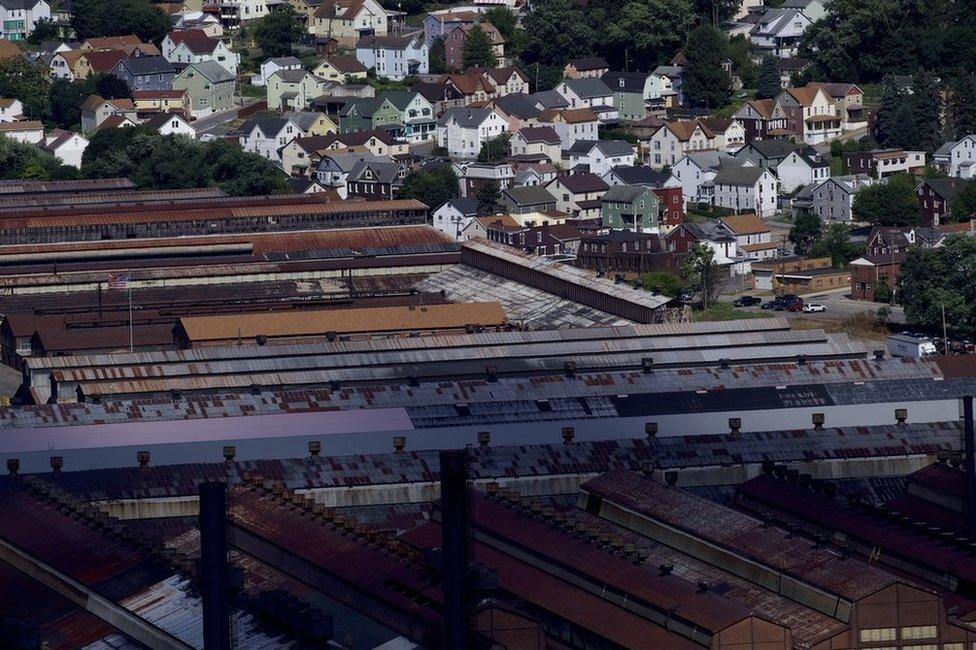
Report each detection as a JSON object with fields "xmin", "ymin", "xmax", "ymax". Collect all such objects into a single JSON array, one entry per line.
[{"xmin": 720, "ymin": 288, "xmax": 906, "ymax": 324}]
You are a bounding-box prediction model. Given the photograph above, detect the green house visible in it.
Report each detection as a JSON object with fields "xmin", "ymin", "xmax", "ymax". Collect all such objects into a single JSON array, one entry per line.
[
  {"xmin": 601, "ymin": 185, "xmax": 660, "ymax": 230},
  {"xmin": 339, "ymin": 97, "xmax": 403, "ymax": 134}
]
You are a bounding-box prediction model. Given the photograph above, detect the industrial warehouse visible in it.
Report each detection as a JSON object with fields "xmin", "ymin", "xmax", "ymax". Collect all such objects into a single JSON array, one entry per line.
[{"xmin": 0, "ymin": 178, "xmax": 974, "ymax": 649}]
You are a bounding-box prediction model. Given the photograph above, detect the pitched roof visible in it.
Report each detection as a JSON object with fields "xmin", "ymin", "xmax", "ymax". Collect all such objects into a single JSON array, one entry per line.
[
  {"xmin": 719, "ymin": 213, "xmax": 770, "ymax": 235},
  {"xmin": 440, "ymin": 71, "xmax": 494, "ymax": 96},
  {"xmin": 538, "ymin": 107, "xmax": 598, "ymax": 124},
  {"xmin": 503, "ymin": 185, "xmax": 557, "ymax": 206},
  {"xmin": 607, "ymin": 165, "xmax": 670, "ymax": 187},
  {"xmin": 924, "ymin": 177, "xmax": 968, "ymax": 201},
  {"xmin": 552, "ymin": 172, "xmax": 608, "ymax": 194},
  {"xmin": 741, "ymin": 138, "xmax": 799, "ymax": 159},
  {"xmin": 561, "ymin": 77, "xmax": 613, "ymax": 99},
  {"xmin": 602, "ymin": 184, "xmax": 652, "ymax": 203},
  {"xmin": 242, "ymin": 116, "xmax": 292, "ymax": 138},
  {"xmin": 742, "ymin": 98, "xmax": 777, "ymax": 119},
  {"xmin": 437, "ymin": 106, "xmax": 494, "ymax": 127},
  {"xmin": 567, "ymin": 56, "xmax": 609, "ymax": 71},
  {"xmin": 0, "ymin": 120, "xmax": 41, "ymax": 132},
  {"xmin": 0, "ymin": 38, "xmax": 18, "ymax": 61},
  {"xmin": 356, "ymin": 34, "xmax": 420, "ymax": 50},
  {"xmin": 181, "ymin": 60, "xmax": 234, "ymax": 83},
  {"xmin": 143, "ymin": 111, "xmax": 193, "ymax": 130},
  {"xmin": 323, "ymin": 55, "xmax": 367, "ymax": 74},
  {"xmin": 712, "ymin": 165, "xmax": 768, "ymax": 186},
  {"xmin": 266, "ymin": 56, "xmax": 302, "ymax": 67},
  {"xmin": 168, "ymin": 30, "xmax": 221, "ymax": 55},
  {"xmin": 484, "ymin": 67, "xmax": 526, "ymax": 86},
  {"xmin": 681, "ymin": 150, "xmax": 734, "ymax": 170},
  {"xmin": 782, "ymin": 83, "xmax": 825, "ymax": 107},
  {"xmin": 568, "ymin": 139, "xmax": 634, "ymax": 157},
  {"xmin": 82, "ymin": 49, "xmax": 127, "ymax": 73},
  {"xmin": 132, "ymin": 89, "xmax": 186, "ymax": 100},
  {"xmin": 115, "ymin": 55, "xmax": 174, "ymax": 76},
  {"xmin": 444, "ymin": 196, "xmax": 479, "ymax": 215},
  {"xmin": 492, "ymin": 93, "xmax": 541, "ymax": 120},
  {"xmin": 817, "ymin": 82, "xmax": 861, "ymax": 98},
  {"xmin": 314, "ymin": 0, "xmax": 367, "ymax": 18},
  {"xmin": 348, "ymin": 159, "xmax": 403, "ymax": 184},
  {"xmin": 515, "ymin": 126, "xmax": 560, "ymax": 144},
  {"xmin": 697, "ymin": 117, "xmax": 734, "ymax": 137},
  {"xmin": 83, "ymin": 35, "xmax": 141, "ymax": 50},
  {"xmin": 663, "ymin": 120, "xmax": 701, "ymax": 141},
  {"xmin": 531, "ymin": 89, "xmax": 569, "ymax": 110},
  {"xmin": 600, "ymin": 71, "xmax": 648, "ymax": 93}
]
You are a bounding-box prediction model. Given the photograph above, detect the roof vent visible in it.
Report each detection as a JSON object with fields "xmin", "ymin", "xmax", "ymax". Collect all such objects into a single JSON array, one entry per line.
[
  {"xmin": 873, "ymin": 349, "xmax": 885, "ymax": 360},
  {"xmin": 50, "ymin": 456, "xmax": 63, "ymax": 473},
  {"xmin": 137, "ymin": 450, "xmax": 150, "ymax": 468},
  {"xmin": 641, "ymin": 357, "xmax": 654, "ymax": 374},
  {"xmin": 562, "ymin": 426, "xmax": 575, "ymax": 444},
  {"xmin": 728, "ymin": 417, "xmax": 741, "ymax": 434},
  {"xmin": 6, "ymin": 458, "xmax": 18, "ymax": 476},
  {"xmin": 308, "ymin": 441, "xmax": 322, "ymax": 457},
  {"xmin": 256, "ymin": 334, "xmax": 268, "ymax": 346},
  {"xmin": 719, "ymin": 358, "xmax": 730, "ymax": 369},
  {"xmin": 812, "ymin": 412, "xmax": 825, "ymax": 431},
  {"xmin": 564, "ymin": 361, "xmax": 577, "ymax": 378},
  {"xmin": 895, "ymin": 408, "xmax": 908, "ymax": 426},
  {"xmin": 223, "ymin": 445, "xmax": 236, "ymax": 462},
  {"xmin": 658, "ymin": 563, "xmax": 673, "ymax": 576},
  {"xmin": 645, "ymin": 421, "xmax": 658, "ymax": 438},
  {"xmin": 664, "ymin": 471, "xmax": 678, "ymax": 486},
  {"xmin": 696, "ymin": 581, "xmax": 710, "ymax": 593}
]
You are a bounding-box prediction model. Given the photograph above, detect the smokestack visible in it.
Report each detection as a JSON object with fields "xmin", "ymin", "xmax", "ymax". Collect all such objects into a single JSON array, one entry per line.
[
  {"xmin": 440, "ymin": 450, "xmax": 470, "ymax": 649},
  {"xmin": 199, "ymin": 482, "xmax": 231, "ymax": 650},
  {"xmin": 963, "ymin": 396, "xmax": 975, "ymax": 539}
]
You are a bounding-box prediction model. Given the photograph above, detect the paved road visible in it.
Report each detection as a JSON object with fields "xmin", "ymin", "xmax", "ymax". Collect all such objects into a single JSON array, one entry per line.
[{"xmin": 194, "ymin": 97, "xmax": 262, "ymax": 137}]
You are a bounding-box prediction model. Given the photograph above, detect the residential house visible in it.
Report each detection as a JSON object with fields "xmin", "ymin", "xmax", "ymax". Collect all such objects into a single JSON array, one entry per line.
[
  {"xmin": 437, "ymin": 71, "xmax": 495, "ymax": 106},
  {"xmin": 338, "ymin": 96, "xmax": 398, "ymax": 133},
  {"xmin": 0, "ymin": 97, "xmax": 22, "ymax": 122},
  {"xmin": 240, "ymin": 116, "xmax": 307, "ymax": 163},
  {"xmin": 642, "ymin": 120, "xmax": 717, "ymax": 169},
  {"xmin": 110, "ymin": 56, "xmax": 176, "ymax": 92},
  {"xmin": 384, "ymin": 90, "xmax": 436, "ymax": 142},
  {"xmin": 49, "ymin": 49, "xmax": 84, "ymax": 79},
  {"xmin": 489, "ymin": 93, "xmax": 541, "ymax": 132},
  {"xmin": 775, "ymin": 84, "xmax": 841, "ymax": 144},
  {"xmin": 698, "ymin": 118, "xmax": 746, "ymax": 153},
  {"xmin": 80, "ymin": 96, "xmax": 137, "ymax": 134},
  {"xmin": 810, "ymin": 174, "xmax": 875, "ymax": 223},
  {"xmin": 217, "ymin": 0, "xmax": 270, "ymax": 25},
  {"xmin": 776, "ymin": 146, "xmax": 830, "ymax": 193},
  {"xmin": 536, "ymin": 107, "xmax": 598, "ymax": 149},
  {"xmin": 174, "ymin": 11, "xmax": 224, "ymax": 38},
  {"xmin": 74, "ymin": 49, "xmax": 127, "ymax": 80},
  {"xmin": 671, "ymin": 150, "xmax": 736, "ymax": 206},
  {"xmin": 917, "ymin": 177, "xmax": 968, "ymax": 227},
  {"xmin": 731, "ymin": 98, "xmax": 789, "ymax": 142},
  {"xmin": 80, "ymin": 35, "xmax": 140, "ymax": 51},
  {"xmin": 845, "ymin": 149, "xmax": 926, "ymax": 179},
  {"xmin": 776, "ymin": 57, "xmax": 810, "ymax": 88},
  {"xmin": 0, "ymin": 0, "xmax": 50, "ymax": 41},
  {"xmin": 566, "ymin": 140, "xmax": 636, "ymax": 177},
  {"xmin": 850, "ymin": 227, "xmax": 951, "ymax": 301},
  {"xmin": 665, "ymin": 221, "xmax": 739, "ymax": 275},
  {"xmin": 601, "ymin": 185, "xmax": 660, "ymax": 231},
  {"xmin": 252, "ymin": 56, "xmax": 302, "ymax": 87},
  {"xmin": 280, "ymin": 135, "xmax": 335, "ymax": 176},
  {"xmin": 96, "ymin": 117, "xmax": 141, "ymax": 136},
  {"xmin": 750, "ymin": 7, "xmax": 812, "ymax": 58},
  {"xmin": 432, "ymin": 196, "xmax": 480, "ymax": 240},
  {"xmin": 645, "ymin": 65, "xmax": 683, "ymax": 110},
  {"xmin": 144, "ymin": 112, "xmax": 197, "ymax": 138},
  {"xmin": 355, "ymin": 34, "xmax": 428, "ymax": 81},
  {"xmin": 545, "ymin": 173, "xmax": 608, "ymax": 216},
  {"xmin": 734, "ymin": 138, "xmax": 800, "ymax": 171},
  {"xmin": 436, "ymin": 106, "xmax": 507, "ymax": 159},
  {"xmin": 163, "ymin": 30, "xmax": 239, "ymax": 76},
  {"xmin": 267, "ymin": 69, "xmax": 325, "ymax": 111},
  {"xmin": 0, "ymin": 120, "xmax": 43, "ymax": 144},
  {"xmin": 422, "ymin": 8, "xmax": 479, "ymax": 46},
  {"xmin": 486, "ymin": 221, "xmax": 583, "ymax": 256},
  {"xmin": 132, "ymin": 90, "xmax": 190, "ymax": 117},
  {"xmin": 312, "ymin": 0, "xmax": 391, "ymax": 47},
  {"xmin": 483, "ymin": 68, "xmax": 528, "ymax": 96},
  {"xmin": 933, "ymin": 135, "xmax": 976, "ymax": 178},
  {"xmin": 602, "ymin": 165, "xmax": 672, "ymax": 188},
  {"xmin": 315, "ymin": 152, "xmax": 392, "ymax": 197},
  {"xmin": 444, "ymin": 22, "xmax": 504, "ymax": 70},
  {"xmin": 554, "ymin": 78, "xmax": 616, "ymax": 121},
  {"xmin": 38, "ymin": 129, "xmax": 87, "ymax": 167},
  {"xmin": 313, "ymin": 55, "xmax": 369, "ymax": 82},
  {"xmin": 513, "ymin": 163, "xmax": 558, "ymax": 188},
  {"xmin": 500, "ymin": 185, "xmax": 557, "ymax": 214},
  {"xmin": 711, "ymin": 165, "xmax": 778, "ymax": 218},
  {"xmin": 563, "ymin": 57, "xmax": 609, "ymax": 79},
  {"xmin": 172, "ymin": 61, "xmax": 235, "ymax": 118},
  {"xmin": 601, "ymin": 71, "xmax": 649, "ymax": 122},
  {"xmin": 575, "ymin": 230, "xmax": 676, "ymax": 275},
  {"xmin": 719, "ymin": 212, "xmax": 776, "ymax": 262},
  {"xmin": 510, "ymin": 126, "xmax": 561, "ymax": 162},
  {"xmin": 286, "ymin": 110, "xmax": 339, "ymax": 136},
  {"xmin": 818, "ymin": 82, "xmax": 867, "ymax": 131},
  {"xmin": 531, "ymin": 89, "xmax": 569, "ymax": 111},
  {"xmin": 460, "ymin": 162, "xmax": 514, "ymax": 197},
  {"xmin": 781, "ymin": 0, "xmax": 828, "ymax": 21},
  {"xmin": 344, "ymin": 157, "xmax": 407, "ymax": 199}
]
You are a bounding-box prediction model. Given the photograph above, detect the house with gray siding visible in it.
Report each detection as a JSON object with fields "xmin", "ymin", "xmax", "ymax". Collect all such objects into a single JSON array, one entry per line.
[
  {"xmin": 173, "ymin": 61, "xmax": 235, "ymax": 118},
  {"xmin": 601, "ymin": 185, "xmax": 660, "ymax": 231},
  {"xmin": 110, "ymin": 56, "xmax": 175, "ymax": 92}
]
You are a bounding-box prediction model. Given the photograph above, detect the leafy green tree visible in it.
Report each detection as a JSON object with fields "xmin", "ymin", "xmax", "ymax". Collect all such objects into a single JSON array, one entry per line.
[
  {"xmin": 683, "ymin": 25, "xmax": 731, "ymax": 109},
  {"xmin": 483, "ymin": 7, "xmax": 518, "ymax": 44},
  {"xmin": 788, "ymin": 213, "xmax": 822, "ymax": 255},
  {"xmin": 641, "ymin": 271, "xmax": 682, "ymax": 297},
  {"xmin": 398, "ymin": 165, "xmax": 460, "ymax": 209},
  {"xmin": 95, "ymin": 74, "xmax": 132, "ymax": 100},
  {"xmin": 851, "ymin": 174, "xmax": 921, "ymax": 226},
  {"xmin": 253, "ymin": 7, "xmax": 305, "ymax": 58},
  {"xmin": 808, "ymin": 223, "xmax": 863, "ymax": 267},
  {"xmin": 27, "ymin": 18, "xmax": 60, "ymax": 44},
  {"xmin": 601, "ymin": 0, "xmax": 692, "ymax": 71},
  {"xmin": 462, "ymin": 25, "xmax": 497, "ymax": 69},
  {"xmin": 205, "ymin": 140, "xmax": 291, "ymax": 196},
  {"xmin": 692, "ymin": 0, "xmax": 738, "ymax": 24},
  {"xmin": 0, "ymin": 136, "xmax": 74, "ymax": 180},
  {"xmin": 910, "ymin": 71, "xmax": 943, "ymax": 152},
  {"xmin": 429, "ymin": 37, "xmax": 448, "ymax": 75},
  {"xmin": 948, "ymin": 73, "xmax": 976, "ymax": 140},
  {"xmin": 725, "ymin": 35, "xmax": 756, "ymax": 88},
  {"xmin": 755, "ymin": 56, "xmax": 781, "ymax": 99},
  {"xmin": 72, "ymin": 0, "xmax": 171, "ymax": 43},
  {"xmin": 476, "ymin": 180, "xmax": 501, "ymax": 215},
  {"xmin": 477, "ymin": 133, "xmax": 511, "ymax": 163},
  {"xmin": 874, "ymin": 78, "xmax": 914, "ymax": 149},
  {"xmin": 0, "ymin": 57, "xmax": 50, "ymax": 119},
  {"xmin": 950, "ymin": 179, "xmax": 976, "ymax": 222},
  {"xmin": 680, "ymin": 241, "xmax": 721, "ymax": 308},
  {"xmin": 898, "ymin": 235, "xmax": 976, "ymax": 331},
  {"xmin": 521, "ymin": 0, "xmax": 596, "ymax": 67}
]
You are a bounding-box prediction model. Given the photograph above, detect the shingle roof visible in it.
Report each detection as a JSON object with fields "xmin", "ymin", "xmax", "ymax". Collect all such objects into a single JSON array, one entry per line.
[
  {"xmin": 531, "ymin": 90, "xmax": 569, "ymax": 110},
  {"xmin": 568, "ymin": 56, "xmax": 609, "ymax": 71},
  {"xmin": 713, "ymin": 165, "xmax": 768, "ymax": 186},
  {"xmin": 437, "ymin": 106, "xmax": 493, "ymax": 127},
  {"xmin": 607, "ymin": 165, "xmax": 670, "ymax": 187},
  {"xmin": 561, "ymin": 77, "xmax": 613, "ymax": 99},
  {"xmin": 600, "ymin": 71, "xmax": 648, "ymax": 93},
  {"xmin": 602, "ymin": 184, "xmax": 652, "ymax": 203},
  {"xmin": 181, "ymin": 60, "xmax": 234, "ymax": 83},
  {"xmin": 502, "ymin": 185, "xmax": 557, "ymax": 206},
  {"xmin": 924, "ymin": 177, "xmax": 968, "ymax": 202},
  {"xmin": 568, "ymin": 139, "xmax": 633, "ymax": 157},
  {"xmin": 551, "ymin": 172, "xmax": 608, "ymax": 194},
  {"xmin": 445, "ymin": 196, "xmax": 479, "ymax": 215},
  {"xmin": 493, "ymin": 93, "xmax": 541, "ymax": 120},
  {"xmin": 356, "ymin": 34, "xmax": 420, "ymax": 50},
  {"xmin": 323, "ymin": 55, "xmax": 367, "ymax": 74},
  {"xmin": 719, "ymin": 213, "xmax": 770, "ymax": 234},
  {"xmin": 515, "ymin": 125, "xmax": 560, "ymax": 144},
  {"xmin": 740, "ymin": 138, "xmax": 799, "ymax": 159},
  {"xmin": 116, "ymin": 55, "xmax": 174, "ymax": 75}
]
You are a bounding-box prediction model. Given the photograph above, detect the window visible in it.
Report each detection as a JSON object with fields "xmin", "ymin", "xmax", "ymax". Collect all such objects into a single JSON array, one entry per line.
[{"xmin": 901, "ymin": 627, "xmax": 936, "ymax": 641}]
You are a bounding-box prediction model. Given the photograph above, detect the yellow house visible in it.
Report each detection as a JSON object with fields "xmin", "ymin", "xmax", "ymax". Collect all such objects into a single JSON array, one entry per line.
[
  {"xmin": 131, "ymin": 90, "xmax": 191, "ymax": 116},
  {"xmin": 293, "ymin": 110, "xmax": 339, "ymax": 135},
  {"xmin": 267, "ymin": 69, "xmax": 326, "ymax": 111},
  {"xmin": 312, "ymin": 55, "xmax": 368, "ymax": 83},
  {"xmin": 311, "ymin": 0, "xmax": 389, "ymax": 46}
]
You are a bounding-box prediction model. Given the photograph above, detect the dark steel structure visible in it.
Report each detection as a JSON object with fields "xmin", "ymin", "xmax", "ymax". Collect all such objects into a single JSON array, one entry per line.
[
  {"xmin": 440, "ymin": 449, "xmax": 470, "ymax": 649},
  {"xmin": 199, "ymin": 482, "xmax": 231, "ymax": 650}
]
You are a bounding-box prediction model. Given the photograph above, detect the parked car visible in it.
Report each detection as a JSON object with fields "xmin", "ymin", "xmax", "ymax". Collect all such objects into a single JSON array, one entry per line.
[
  {"xmin": 788, "ymin": 301, "xmax": 805, "ymax": 312},
  {"xmin": 733, "ymin": 296, "xmax": 761, "ymax": 307},
  {"xmin": 761, "ymin": 301, "xmax": 778, "ymax": 310},
  {"xmin": 802, "ymin": 303, "xmax": 827, "ymax": 313},
  {"xmin": 887, "ymin": 332, "xmax": 938, "ymax": 358}
]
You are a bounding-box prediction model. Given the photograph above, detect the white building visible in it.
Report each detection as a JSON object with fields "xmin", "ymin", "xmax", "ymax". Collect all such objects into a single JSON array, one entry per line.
[
  {"xmin": 711, "ymin": 165, "xmax": 778, "ymax": 218},
  {"xmin": 750, "ymin": 7, "xmax": 813, "ymax": 58},
  {"xmin": 776, "ymin": 147, "xmax": 829, "ymax": 193},
  {"xmin": 554, "ymin": 78, "xmax": 616, "ymax": 120},
  {"xmin": 536, "ymin": 108, "xmax": 598, "ymax": 149},
  {"xmin": 565, "ymin": 140, "xmax": 636, "ymax": 177},
  {"xmin": 671, "ymin": 151, "xmax": 737, "ymax": 206},
  {"xmin": 251, "ymin": 56, "xmax": 302, "ymax": 87},
  {"xmin": 0, "ymin": 98, "xmax": 23, "ymax": 122},
  {"xmin": 0, "ymin": 120, "xmax": 43, "ymax": 144},
  {"xmin": 0, "ymin": 0, "xmax": 49, "ymax": 41},
  {"xmin": 935, "ymin": 135, "xmax": 976, "ymax": 179},
  {"xmin": 239, "ymin": 116, "xmax": 307, "ymax": 163},
  {"xmin": 355, "ymin": 34, "xmax": 428, "ymax": 81},
  {"xmin": 39, "ymin": 129, "xmax": 87, "ymax": 167},
  {"xmin": 810, "ymin": 174, "xmax": 876, "ymax": 223},
  {"xmin": 436, "ymin": 107, "xmax": 507, "ymax": 159},
  {"xmin": 163, "ymin": 30, "xmax": 240, "ymax": 76},
  {"xmin": 145, "ymin": 112, "xmax": 197, "ymax": 138},
  {"xmin": 432, "ymin": 197, "xmax": 479, "ymax": 240}
]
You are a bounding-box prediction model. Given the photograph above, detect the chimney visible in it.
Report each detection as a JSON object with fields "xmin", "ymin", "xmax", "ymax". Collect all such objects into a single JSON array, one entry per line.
[
  {"xmin": 199, "ymin": 482, "xmax": 231, "ymax": 650},
  {"xmin": 963, "ymin": 396, "xmax": 975, "ymax": 539},
  {"xmin": 440, "ymin": 450, "xmax": 470, "ymax": 649}
]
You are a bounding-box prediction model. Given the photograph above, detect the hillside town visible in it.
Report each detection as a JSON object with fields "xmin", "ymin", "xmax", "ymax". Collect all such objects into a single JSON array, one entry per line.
[{"xmin": 0, "ymin": 0, "xmax": 975, "ymax": 647}]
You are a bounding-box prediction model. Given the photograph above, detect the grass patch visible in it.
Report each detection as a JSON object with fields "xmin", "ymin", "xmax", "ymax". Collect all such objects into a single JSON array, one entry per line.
[
  {"xmin": 237, "ymin": 83, "xmax": 266, "ymax": 98},
  {"xmin": 691, "ymin": 302, "xmax": 773, "ymax": 322}
]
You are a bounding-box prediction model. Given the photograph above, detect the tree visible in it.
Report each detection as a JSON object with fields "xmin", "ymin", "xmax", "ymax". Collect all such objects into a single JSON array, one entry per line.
[
  {"xmin": 641, "ymin": 271, "xmax": 682, "ymax": 297},
  {"xmin": 874, "ymin": 78, "xmax": 914, "ymax": 149},
  {"xmin": 429, "ymin": 37, "xmax": 448, "ymax": 75},
  {"xmin": 476, "ymin": 180, "xmax": 501, "ymax": 215},
  {"xmin": 0, "ymin": 57, "xmax": 50, "ymax": 119},
  {"xmin": 808, "ymin": 223, "xmax": 863, "ymax": 267},
  {"xmin": 72, "ymin": 0, "xmax": 171, "ymax": 43},
  {"xmin": 601, "ymin": 0, "xmax": 692, "ymax": 71},
  {"xmin": 398, "ymin": 165, "xmax": 460, "ymax": 210},
  {"xmin": 682, "ymin": 25, "xmax": 731, "ymax": 109},
  {"xmin": 680, "ymin": 242, "xmax": 721, "ymax": 308},
  {"xmin": 788, "ymin": 213, "xmax": 822, "ymax": 255},
  {"xmin": 27, "ymin": 18, "xmax": 60, "ymax": 44},
  {"xmin": 205, "ymin": 140, "xmax": 291, "ymax": 196},
  {"xmin": 951, "ymin": 179, "xmax": 976, "ymax": 222},
  {"xmin": 0, "ymin": 136, "xmax": 74, "ymax": 180},
  {"xmin": 462, "ymin": 25, "xmax": 497, "ymax": 69},
  {"xmin": 253, "ymin": 7, "xmax": 305, "ymax": 58},
  {"xmin": 521, "ymin": 0, "xmax": 596, "ymax": 67},
  {"xmin": 483, "ymin": 7, "xmax": 518, "ymax": 44},
  {"xmin": 691, "ymin": 0, "xmax": 738, "ymax": 24},
  {"xmin": 910, "ymin": 70, "xmax": 943, "ymax": 152},
  {"xmin": 755, "ymin": 56, "xmax": 781, "ymax": 99},
  {"xmin": 948, "ymin": 73, "xmax": 976, "ymax": 141},
  {"xmin": 851, "ymin": 173, "xmax": 921, "ymax": 226},
  {"xmin": 898, "ymin": 235, "xmax": 976, "ymax": 331},
  {"xmin": 95, "ymin": 74, "xmax": 132, "ymax": 99},
  {"xmin": 477, "ymin": 133, "xmax": 511, "ymax": 163}
]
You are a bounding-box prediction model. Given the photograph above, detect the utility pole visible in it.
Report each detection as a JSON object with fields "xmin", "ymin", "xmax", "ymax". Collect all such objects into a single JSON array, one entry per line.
[{"xmin": 942, "ymin": 302, "xmax": 949, "ymax": 355}]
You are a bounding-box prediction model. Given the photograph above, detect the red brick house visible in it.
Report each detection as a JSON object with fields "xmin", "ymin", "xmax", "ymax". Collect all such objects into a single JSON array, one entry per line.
[
  {"xmin": 444, "ymin": 23, "xmax": 504, "ymax": 72},
  {"xmin": 849, "ymin": 252, "xmax": 905, "ymax": 301},
  {"xmin": 651, "ymin": 187, "xmax": 684, "ymax": 231},
  {"xmin": 917, "ymin": 177, "xmax": 968, "ymax": 227}
]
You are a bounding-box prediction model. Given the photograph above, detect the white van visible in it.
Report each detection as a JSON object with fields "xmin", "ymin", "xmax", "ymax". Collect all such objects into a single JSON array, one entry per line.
[{"xmin": 886, "ymin": 332, "xmax": 938, "ymax": 358}]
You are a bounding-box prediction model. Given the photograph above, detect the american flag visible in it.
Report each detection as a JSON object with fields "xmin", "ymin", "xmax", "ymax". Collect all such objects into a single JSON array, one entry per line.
[{"xmin": 107, "ymin": 273, "xmax": 129, "ymax": 290}]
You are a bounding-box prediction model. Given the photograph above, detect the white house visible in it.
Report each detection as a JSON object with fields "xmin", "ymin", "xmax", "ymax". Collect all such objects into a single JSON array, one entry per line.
[
  {"xmin": 935, "ymin": 135, "xmax": 976, "ymax": 179},
  {"xmin": 0, "ymin": 98, "xmax": 23, "ymax": 122},
  {"xmin": 509, "ymin": 126, "xmax": 561, "ymax": 162},
  {"xmin": 750, "ymin": 7, "xmax": 813, "ymax": 58},
  {"xmin": 432, "ymin": 197, "xmax": 479, "ymax": 240},
  {"xmin": 221, "ymin": 0, "xmax": 269, "ymax": 23},
  {"xmin": 355, "ymin": 34, "xmax": 428, "ymax": 81},
  {"xmin": 145, "ymin": 112, "xmax": 197, "ymax": 138},
  {"xmin": 163, "ymin": 30, "xmax": 240, "ymax": 76},
  {"xmin": 251, "ymin": 56, "xmax": 302, "ymax": 87},
  {"xmin": 554, "ymin": 78, "xmax": 616, "ymax": 120},
  {"xmin": 38, "ymin": 129, "xmax": 87, "ymax": 167},
  {"xmin": 643, "ymin": 120, "xmax": 717, "ymax": 169},
  {"xmin": 776, "ymin": 84, "xmax": 841, "ymax": 145},
  {"xmin": 537, "ymin": 108, "xmax": 598, "ymax": 149},
  {"xmin": 239, "ymin": 116, "xmax": 307, "ymax": 163},
  {"xmin": 436, "ymin": 107, "xmax": 507, "ymax": 159},
  {"xmin": 671, "ymin": 151, "xmax": 737, "ymax": 206},
  {"xmin": 0, "ymin": 0, "xmax": 50, "ymax": 41},
  {"xmin": 810, "ymin": 174, "xmax": 875, "ymax": 223},
  {"xmin": 0, "ymin": 120, "xmax": 43, "ymax": 144},
  {"xmin": 646, "ymin": 65, "xmax": 683, "ymax": 108},
  {"xmin": 776, "ymin": 147, "xmax": 830, "ymax": 193},
  {"xmin": 712, "ymin": 165, "xmax": 778, "ymax": 218},
  {"xmin": 718, "ymin": 213, "xmax": 776, "ymax": 262},
  {"xmin": 565, "ymin": 140, "xmax": 636, "ymax": 177}
]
